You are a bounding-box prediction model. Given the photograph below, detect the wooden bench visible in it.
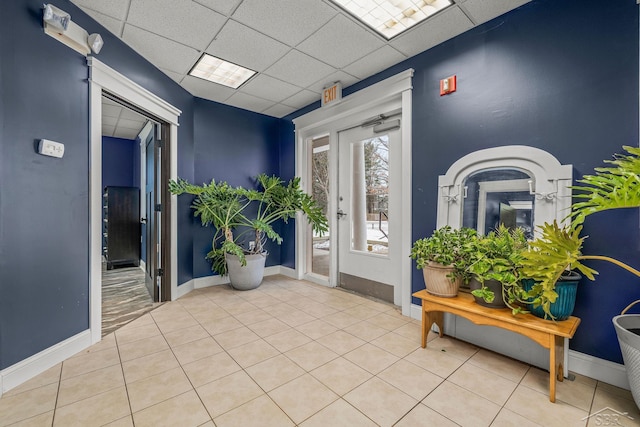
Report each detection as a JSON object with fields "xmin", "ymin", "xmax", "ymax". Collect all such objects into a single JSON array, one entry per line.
[{"xmin": 412, "ymin": 289, "xmax": 581, "ymax": 402}]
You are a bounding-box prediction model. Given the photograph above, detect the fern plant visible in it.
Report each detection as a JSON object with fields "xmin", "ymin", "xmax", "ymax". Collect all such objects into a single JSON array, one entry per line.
[
  {"xmin": 169, "ymin": 174, "xmax": 328, "ymax": 276},
  {"xmin": 521, "ymin": 146, "xmax": 640, "ymax": 319}
]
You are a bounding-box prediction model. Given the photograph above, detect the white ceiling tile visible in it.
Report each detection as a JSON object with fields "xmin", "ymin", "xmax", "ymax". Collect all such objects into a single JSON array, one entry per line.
[
  {"xmin": 118, "ymin": 129, "xmax": 141, "ymax": 140},
  {"xmin": 390, "ymin": 6, "xmax": 474, "ymax": 57},
  {"xmin": 308, "ymin": 71, "xmax": 359, "ymax": 94},
  {"xmin": 261, "ymin": 104, "xmax": 297, "ymax": 118},
  {"xmin": 117, "ymin": 118, "xmax": 146, "ymax": 130},
  {"xmin": 232, "ymin": 0, "xmax": 337, "ymax": 47},
  {"xmin": 239, "ymin": 75, "xmax": 301, "ymax": 104},
  {"xmin": 205, "ymin": 20, "xmax": 290, "ymax": 72},
  {"xmin": 181, "ymin": 76, "xmax": 236, "ymax": 103},
  {"xmin": 119, "ymin": 108, "xmax": 146, "ymax": 121},
  {"xmin": 461, "ymin": 0, "xmax": 531, "ymax": 25},
  {"xmin": 343, "ymin": 45, "xmax": 408, "ymax": 79},
  {"xmin": 122, "ymin": 24, "xmax": 200, "ymax": 75},
  {"xmin": 102, "ymin": 104, "xmax": 121, "ymax": 118},
  {"xmin": 282, "ymin": 89, "xmax": 320, "ymax": 109},
  {"xmin": 224, "ymin": 92, "xmax": 274, "ymax": 114},
  {"xmin": 102, "ymin": 116, "xmax": 118, "ymax": 126},
  {"xmin": 127, "ymin": 0, "xmax": 226, "ymax": 50},
  {"xmin": 159, "ymin": 68, "xmax": 185, "ymax": 85},
  {"xmin": 81, "ymin": 8, "xmax": 124, "ymax": 37},
  {"xmin": 194, "ymin": 0, "xmax": 243, "ymax": 15},
  {"xmin": 71, "ymin": 0, "xmax": 129, "ymax": 20},
  {"xmin": 102, "ymin": 124, "xmax": 115, "ymax": 136},
  {"xmin": 264, "ymin": 50, "xmax": 335, "ymax": 88},
  {"xmin": 297, "ymin": 15, "xmax": 385, "ymax": 68}
]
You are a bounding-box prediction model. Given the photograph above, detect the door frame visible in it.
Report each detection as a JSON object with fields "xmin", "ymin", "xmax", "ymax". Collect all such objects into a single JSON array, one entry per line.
[
  {"xmin": 293, "ymin": 69, "xmax": 413, "ymax": 315},
  {"xmin": 88, "ymin": 58, "xmax": 180, "ymax": 344}
]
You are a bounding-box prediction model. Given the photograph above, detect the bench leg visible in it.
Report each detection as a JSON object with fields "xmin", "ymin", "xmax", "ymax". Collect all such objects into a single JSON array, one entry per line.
[
  {"xmin": 421, "ymin": 304, "xmax": 443, "ymax": 348},
  {"xmin": 548, "ymin": 335, "xmax": 565, "ymax": 403}
]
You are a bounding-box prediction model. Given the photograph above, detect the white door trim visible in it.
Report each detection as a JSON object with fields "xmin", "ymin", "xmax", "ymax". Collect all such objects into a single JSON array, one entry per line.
[
  {"xmin": 88, "ymin": 58, "xmax": 181, "ymax": 344},
  {"xmin": 294, "ymin": 69, "xmax": 413, "ymax": 315}
]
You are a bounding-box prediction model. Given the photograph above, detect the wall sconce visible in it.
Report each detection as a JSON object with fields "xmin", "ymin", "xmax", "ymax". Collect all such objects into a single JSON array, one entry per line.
[{"xmin": 42, "ymin": 4, "xmax": 104, "ymax": 56}]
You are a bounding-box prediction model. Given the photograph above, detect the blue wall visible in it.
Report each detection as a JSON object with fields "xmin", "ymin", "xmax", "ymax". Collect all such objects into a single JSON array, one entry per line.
[
  {"xmin": 0, "ymin": 0, "xmax": 194, "ymax": 370},
  {"xmin": 287, "ymin": 0, "xmax": 639, "ymax": 363},
  {"xmin": 102, "ymin": 136, "xmax": 137, "ymax": 188}
]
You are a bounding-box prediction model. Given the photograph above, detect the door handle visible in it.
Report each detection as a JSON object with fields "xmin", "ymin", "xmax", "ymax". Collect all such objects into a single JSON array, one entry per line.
[
  {"xmin": 337, "ymin": 209, "xmax": 347, "ymax": 219},
  {"xmin": 140, "ymin": 217, "xmax": 147, "ymax": 224}
]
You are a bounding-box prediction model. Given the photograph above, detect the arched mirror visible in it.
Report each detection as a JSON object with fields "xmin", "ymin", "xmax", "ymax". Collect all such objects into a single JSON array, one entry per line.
[{"xmin": 437, "ymin": 145, "xmax": 573, "ymax": 237}]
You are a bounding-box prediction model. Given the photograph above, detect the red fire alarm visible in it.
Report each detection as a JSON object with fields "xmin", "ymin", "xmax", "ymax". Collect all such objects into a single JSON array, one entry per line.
[{"xmin": 440, "ymin": 75, "xmax": 457, "ymax": 96}]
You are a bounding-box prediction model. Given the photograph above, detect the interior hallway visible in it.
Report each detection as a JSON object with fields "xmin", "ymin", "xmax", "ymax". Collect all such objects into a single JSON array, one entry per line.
[{"xmin": 0, "ymin": 276, "xmax": 638, "ymax": 426}]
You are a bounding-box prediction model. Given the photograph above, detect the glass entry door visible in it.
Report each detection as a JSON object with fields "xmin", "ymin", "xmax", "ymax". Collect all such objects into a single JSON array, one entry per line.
[{"xmin": 336, "ymin": 122, "xmax": 400, "ymax": 302}]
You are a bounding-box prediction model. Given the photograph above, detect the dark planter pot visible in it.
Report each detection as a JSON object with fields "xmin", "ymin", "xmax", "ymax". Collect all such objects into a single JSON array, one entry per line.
[
  {"xmin": 469, "ymin": 277, "xmax": 507, "ymax": 308},
  {"xmin": 523, "ymin": 271, "xmax": 581, "ymax": 320}
]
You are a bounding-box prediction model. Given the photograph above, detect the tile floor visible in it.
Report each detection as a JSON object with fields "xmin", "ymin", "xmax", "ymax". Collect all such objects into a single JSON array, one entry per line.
[{"xmin": 1, "ymin": 275, "xmax": 639, "ymax": 427}]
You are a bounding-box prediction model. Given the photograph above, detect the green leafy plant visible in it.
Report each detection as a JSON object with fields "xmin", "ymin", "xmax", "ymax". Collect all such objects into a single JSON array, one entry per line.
[
  {"xmin": 169, "ymin": 174, "xmax": 328, "ymax": 276},
  {"xmin": 410, "ymin": 226, "xmax": 478, "ymax": 283},
  {"xmin": 521, "ymin": 146, "xmax": 640, "ymax": 319},
  {"xmin": 468, "ymin": 225, "xmax": 531, "ymax": 313}
]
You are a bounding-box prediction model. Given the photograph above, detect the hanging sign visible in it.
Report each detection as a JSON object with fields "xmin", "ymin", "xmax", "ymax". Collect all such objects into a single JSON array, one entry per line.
[{"xmin": 321, "ymin": 82, "xmax": 342, "ymax": 107}]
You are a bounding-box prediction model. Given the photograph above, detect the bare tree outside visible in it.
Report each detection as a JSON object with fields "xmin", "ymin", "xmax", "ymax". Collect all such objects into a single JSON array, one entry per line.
[{"xmin": 364, "ymin": 136, "xmax": 389, "ymax": 218}]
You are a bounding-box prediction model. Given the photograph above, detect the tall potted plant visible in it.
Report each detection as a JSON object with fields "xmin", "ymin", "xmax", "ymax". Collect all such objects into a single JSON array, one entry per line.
[
  {"xmin": 411, "ymin": 226, "xmax": 477, "ymax": 297},
  {"xmin": 170, "ymin": 174, "xmax": 328, "ymax": 290}
]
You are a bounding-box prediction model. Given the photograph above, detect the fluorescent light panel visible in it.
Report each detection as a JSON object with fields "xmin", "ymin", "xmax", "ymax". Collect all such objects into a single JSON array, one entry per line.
[
  {"xmin": 189, "ymin": 54, "xmax": 256, "ymax": 89},
  {"xmin": 331, "ymin": 0, "xmax": 452, "ymax": 39}
]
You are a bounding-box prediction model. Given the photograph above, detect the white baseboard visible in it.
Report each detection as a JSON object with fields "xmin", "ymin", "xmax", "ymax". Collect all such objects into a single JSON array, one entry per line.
[
  {"xmin": 0, "ymin": 330, "xmax": 92, "ymax": 395},
  {"xmin": 176, "ymin": 279, "xmax": 194, "ymax": 298},
  {"xmin": 139, "ymin": 260, "xmax": 146, "ymax": 271},
  {"xmin": 409, "ymin": 303, "xmax": 630, "ymax": 390},
  {"xmin": 279, "ymin": 266, "xmax": 297, "ymax": 279}
]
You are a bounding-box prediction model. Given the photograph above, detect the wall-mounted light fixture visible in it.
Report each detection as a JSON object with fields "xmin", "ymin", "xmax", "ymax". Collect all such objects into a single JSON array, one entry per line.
[{"xmin": 42, "ymin": 4, "xmax": 104, "ymax": 56}]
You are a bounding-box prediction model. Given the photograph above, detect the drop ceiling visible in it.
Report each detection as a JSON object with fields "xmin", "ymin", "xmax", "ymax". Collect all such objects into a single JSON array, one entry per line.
[
  {"xmin": 102, "ymin": 96, "xmax": 149, "ymax": 140},
  {"xmin": 72, "ymin": 0, "xmax": 531, "ymax": 119}
]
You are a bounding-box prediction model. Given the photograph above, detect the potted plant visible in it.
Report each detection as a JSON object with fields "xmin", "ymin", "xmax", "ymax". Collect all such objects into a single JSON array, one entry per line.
[
  {"xmin": 169, "ymin": 174, "xmax": 328, "ymax": 290},
  {"xmin": 468, "ymin": 225, "xmax": 531, "ymax": 311},
  {"xmin": 410, "ymin": 226, "xmax": 478, "ymax": 297}
]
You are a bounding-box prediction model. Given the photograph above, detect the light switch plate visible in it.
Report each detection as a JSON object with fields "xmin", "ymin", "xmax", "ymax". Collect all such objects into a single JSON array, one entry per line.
[{"xmin": 38, "ymin": 139, "xmax": 65, "ymax": 158}]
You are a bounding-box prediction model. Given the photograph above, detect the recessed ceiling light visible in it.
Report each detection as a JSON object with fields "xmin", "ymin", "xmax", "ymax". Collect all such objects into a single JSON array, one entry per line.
[
  {"xmin": 189, "ymin": 54, "xmax": 256, "ymax": 89},
  {"xmin": 331, "ymin": 0, "xmax": 453, "ymax": 39}
]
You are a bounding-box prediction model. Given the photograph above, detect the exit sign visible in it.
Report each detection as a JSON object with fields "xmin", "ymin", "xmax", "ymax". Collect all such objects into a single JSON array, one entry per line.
[{"xmin": 322, "ymin": 82, "xmax": 342, "ymax": 107}]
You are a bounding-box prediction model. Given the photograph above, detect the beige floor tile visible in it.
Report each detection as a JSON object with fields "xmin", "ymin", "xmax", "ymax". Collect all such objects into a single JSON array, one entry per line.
[
  {"xmin": 245, "ymin": 354, "xmax": 306, "ymax": 392},
  {"xmin": 299, "ymin": 398, "xmax": 377, "ymax": 427},
  {"xmin": 378, "ymin": 359, "xmax": 443, "ymax": 400},
  {"xmin": 344, "ymin": 377, "xmax": 417, "ymax": 426},
  {"xmin": 394, "ymin": 403, "xmax": 459, "ymax": 427},
  {"xmin": 262, "ymin": 302, "xmax": 295, "ymax": 317},
  {"xmin": 200, "ymin": 316, "xmax": 243, "ymax": 335},
  {"xmin": 214, "ymin": 326, "xmax": 260, "ymax": 350},
  {"xmin": 301, "ymin": 302, "xmax": 339, "ymax": 318},
  {"xmin": 53, "ymin": 386, "xmax": 130, "ymax": 427},
  {"xmin": 245, "ymin": 294, "xmax": 282, "ymax": 309},
  {"xmin": 4, "ymin": 364, "xmax": 61, "ymax": 397},
  {"xmin": 182, "ymin": 352, "xmax": 242, "ymax": 388},
  {"xmin": 491, "ymin": 408, "xmax": 542, "ymax": 427},
  {"xmin": 57, "ymin": 364, "xmax": 124, "ymax": 407},
  {"xmin": 504, "ymin": 384, "xmax": 588, "ymax": 427},
  {"xmin": 343, "ymin": 320, "xmax": 390, "ymax": 342},
  {"xmin": 448, "ymin": 363, "xmax": 518, "ymax": 406},
  {"xmin": 316, "ymin": 330, "xmax": 366, "ymax": 355},
  {"xmin": 392, "ymin": 322, "xmax": 423, "ymax": 341},
  {"xmin": 347, "ymin": 304, "xmax": 385, "ymax": 321},
  {"xmin": 269, "ymin": 374, "xmax": 338, "ymax": 424},
  {"xmin": 121, "ymin": 349, "xmax": 179, "ymax": 384},
  {"xmin": 233, "ymin": 308, "xmax": 273, "ymax": 325},
  {"xmin": 223, "ymin": 301, "xmax": 261, "ymax": 316},
  {"xmin": 116, "ymin": 313, "xmax": 155, "ymax": 330},
  {"xmin": 323, "ymin": 311, "xmax": 362, "ymax": 329},
  {"xmin": 423, "ymin": 381, "xmax": 501, "ymax": 427},
  {"xmin": 370, "ymin": 331, "xmax": 420, "ymax": 358},
  {"xmin": 344, "ymin": 343, "xmax": 399, "ymax": 375},
  {"xmin": 115, "ymin": 322, "xmax": 161, "ymax": 346},
  {"xmin": 126, "ymin": 367, "xmax": 193, "ymax": 413},
  {"xmin": 189, "ymin": 307, "xmax": 231, "ymax": 324},
  {"xmin": 285, "ymin": 341, "xmax": 339, "ymax": 371},
  {"xmin": 213, "ymin": 395, "xmax": 295, "ymax": 427},
  {"xmin": 590, "ymin": 384, "xmax": 640, "ymax": 426},
  {"xmin": 278, "ymin": 309, "xmax": 317, "ymax": 327},
  {"xmin": 73, "ymin": 333, "xmax": 117, "ymax": 355},
  {"xmin": 467, "ymin": 349, "xmax": 529, "ymax": 382},
  {"xmin": 405, "ymin": 347, "xmax": 465, "ymax": 378},
  {"xmin": 521, "ymin": 367, "xmax": 596, "ymax": 411},
  {"xmin": 9, "ymin": 411, "xmax": 54, "ymax": 427},
  {"xmin": 247, "ymin": 317, "xmax": 291, "ymax": 338},
  {"xmin": 0, "ymin": 383, "xmax": 57, "ymax": 427},
  {"xmin": 366, "ymin": 312, "xmax": 409, "ymax": 331},
  {"xmin": 196, "ymin": 370, "xmax": 264, "ymax": 418},
  {"xmin": 117, "ymin": 334, "xmax": 169, "ymax": 362},
  {"xmin": 325, "ymin": 298, "xmax": 361, "ymax": 312},
  {"xmin": 227, "ymin": 338, "xmax": 280, "ymax": 368},
  {"xmin": 163, "ymin": 324, "xmax": 210, "ymax": 347},
  {"xmin": 425, "ymin": 335, "xmax": 479, "ymax": 361},
  {"xmin": 310, "ymin": 357, "xmax": 373, "ymax": 396},
  {"xmin": 103, "ymin": 415, "xmax": 134, "ymax": 427},
  {"xmin": 295, "ymin": 319, "xmax": 339, "ymax": 340},
  {"xmin": 198, "ymin": 421, "xmax": 215, "ymax": 427},
  {"xmin": 60, "ymin": 347, "xmax": 121, "ymax": 380},
  {"xmin": 172, "ymin": 337, "xmax": 223, "ymax": 365},
  {"xmin": 264, "ymin": 328, "xmax": 312, "ymax": 353},
  {"xmin": 154, "ymin": 314, "xmax": 200, "ymax": 334},
  {"xmin": 594, "ymin": 382, "xmax": 636, "ymax": 403},
  {"xmin": 133, "ymin": 390, "xmax": 210, "ymax": 427}
]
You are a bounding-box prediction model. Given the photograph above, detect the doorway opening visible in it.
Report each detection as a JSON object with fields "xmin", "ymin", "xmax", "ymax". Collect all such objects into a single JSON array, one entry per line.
[{"xmin": 100, "ymin": 93, "xmax": 169, "ymax": 336}]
